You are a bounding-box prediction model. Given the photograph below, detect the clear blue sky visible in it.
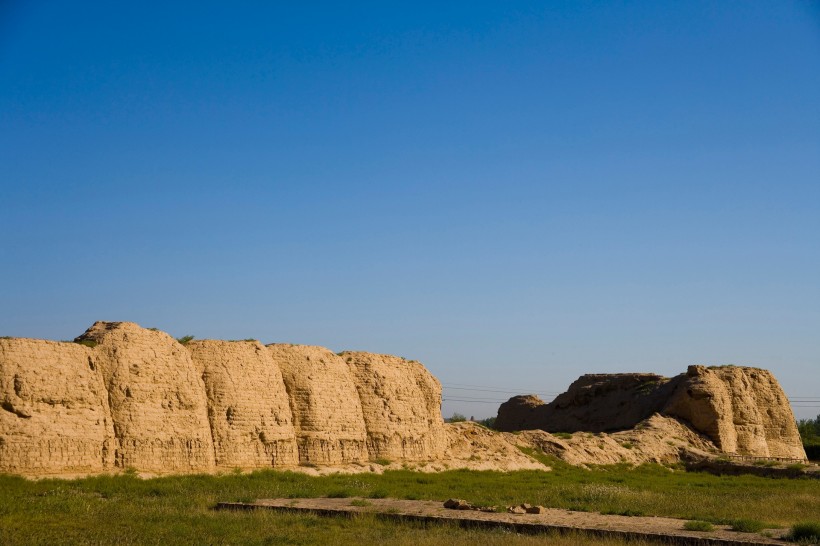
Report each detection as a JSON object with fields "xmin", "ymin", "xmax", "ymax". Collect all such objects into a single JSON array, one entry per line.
[{"xmin": 2, "ymin": 2, "xmax": 819, "ymax": 419}]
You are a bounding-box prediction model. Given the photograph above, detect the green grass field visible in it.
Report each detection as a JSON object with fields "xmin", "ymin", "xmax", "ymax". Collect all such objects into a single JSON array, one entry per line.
[{"xmin": 1, "ymin": 458, "xmax": 818, "ymax": 545}]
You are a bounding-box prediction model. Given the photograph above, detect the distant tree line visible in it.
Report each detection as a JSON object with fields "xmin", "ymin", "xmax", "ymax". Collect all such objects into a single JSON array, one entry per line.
[
  {"xmin": 445, "ymin": 412, "xmax": 497, "ymax": 429},
  {"xmin": 797, "ymin": 415, "xmax": 820, "ymax": 461}
]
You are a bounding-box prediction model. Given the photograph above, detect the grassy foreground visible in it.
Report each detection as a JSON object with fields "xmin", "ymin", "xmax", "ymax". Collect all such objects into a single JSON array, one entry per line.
[{"xmin": 0, "ymin": 459, "xmax": 818, "ymax": 545}]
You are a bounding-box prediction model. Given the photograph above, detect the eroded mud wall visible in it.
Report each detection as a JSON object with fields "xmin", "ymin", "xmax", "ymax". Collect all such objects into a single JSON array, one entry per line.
[
  {"xmin": 78, "ymin": 322, "xmax": 215, "ymax": 472},
  {"xmin": 268, "ymin": 344, "xmax": 368, "ymax": 464},
  {"xmin": 0, "ymin": 339, "xmax": 115, "ymax": 474},
  {"xmin": 341, "ymin": 352, "xmax": 446, "ymax": 461},
  {"xmin": 188, "ymin": 340, "xmax": 298, "ymax": 468}
]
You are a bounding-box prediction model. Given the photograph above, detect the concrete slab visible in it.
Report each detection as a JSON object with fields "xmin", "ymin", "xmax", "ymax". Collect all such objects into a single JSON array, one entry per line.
[{"xmin": 216, "ymin": 497, "xmax": 790, "ymax": 545}]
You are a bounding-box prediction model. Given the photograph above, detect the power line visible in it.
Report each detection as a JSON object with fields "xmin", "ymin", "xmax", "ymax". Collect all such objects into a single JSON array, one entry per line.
[
  {"xmin": 443, "ymin": 383, "xmax": 560, "ymax": 396},
  {"xmin": 443, "ymin": 386, "xmax": 559, "ymax": 397},
  {"xmin": 443, "ymin": 398, "xmax": 508, "ymax": 404},
  {"xmin": 443, "ymin": 397, "xmax": 502, "ymax": 401},
  {"xmin": 440, "ymin": 391, "xmax": 820, "ymax": 410},
  {"xmin": 443, "ymin": 381, "xmax": 818, "ymax": 401},
  {"xmin": 440, "ymin": 381, "xmax": 820, "ymax": 411}
]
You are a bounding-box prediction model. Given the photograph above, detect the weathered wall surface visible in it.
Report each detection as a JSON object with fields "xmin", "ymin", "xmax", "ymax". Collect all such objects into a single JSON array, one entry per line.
[
  {"xmin": 188, "ymin": 340, "xmax": 298, "ymax": 468},
  {"xmin": 341, "ymin": 352, "xmax": 446, "ymax": 461},
  {"xmin": 268, "ymin": 344, "xmax": 368, "ymax": 464},
  {"xmin": 541, "ymin": 373, "xmax": 681, "ymax": 433},
  {"xmin": 664, "ymin": 366, "xmax": 805, "ymax": 459},
  {"xmin": 0, "ymin": 339, "xmax": 114, "ymax": 474},
  {"xmin": 495, "ymin": 374, "xmax": 681, "ymax": 434},
  {"xmin": 0, "ymin": 323, "xmax": 456, "ymax": 475},
  {"xmin": 78, "ymin": 322, "xmax": 215, "ymax": 472},
  {"xmin": 497, "ymin": 365, "xmax": 807, "ymax": 460}
]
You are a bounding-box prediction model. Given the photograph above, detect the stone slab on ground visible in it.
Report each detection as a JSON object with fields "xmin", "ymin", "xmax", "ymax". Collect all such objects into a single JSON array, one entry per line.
[{"xmin": 216, "ymin": 497, "xmax": 790, "ymax": 546}]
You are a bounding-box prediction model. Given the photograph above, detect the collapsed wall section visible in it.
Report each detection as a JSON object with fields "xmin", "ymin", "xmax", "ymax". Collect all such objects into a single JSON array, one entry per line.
[
  {"xmin": 268, "ymin": 344, "xmax": 368, "ymax": 464},
  {"xmin": 341, "ymin": 352, "xmax": 446, "ymax": 461},
  {"xmin": 494, "ymin": 395, "xmax": 547, "ymax": 433},
  {"xmin": 78, "ymin": 322, "xmax": 215, "ymax": 472},
  {"xmin": 188, "ymin": 340, "xmax": 298, "ymax": 468},
  {"xmin": 0, "ymin": 339, "xmax": 114, "ymax": 474},
  {"xmin": 495, "ymin": 373, "xmax": 680, "ymax": 433}
]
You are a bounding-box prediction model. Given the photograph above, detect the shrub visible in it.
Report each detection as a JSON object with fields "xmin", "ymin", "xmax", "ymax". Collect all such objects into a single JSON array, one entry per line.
[
  {"xmin": 445, "ymin": 413, "xmax": 467, "ymax": 423},
  {"xmin": 729, "ymin": 519, "xmax": 766, "ymax": 533},
  {"xmin": 684, "ymin": 520, "xmax": 715, "ymax": 532},
  {"xmin": 753, "ymin": 460, "xmax": 779, "ymax": 467},
  {"xmin": 553, "ymin": 432, "xmax": 573, "ymax": 440},
  {"xmin": 176, "ymin": 335, "xmax": 195, "ymax": 345},
  {"xmin": 74, "ymin": 339, "xmax": 98, "ymax": 348},
  {"xmin": 326, "ymin": 489, "xmax": 352, "ymax": 498},
  {"xmin": 787, "ymin": 522, "xmax": 820, "ymax": 543}
]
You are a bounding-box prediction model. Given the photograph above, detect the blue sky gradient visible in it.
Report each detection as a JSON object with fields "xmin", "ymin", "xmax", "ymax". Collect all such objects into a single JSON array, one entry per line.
[{"xmin": 2, "ymin": 1, "xmax": 819, "ymax": 418}]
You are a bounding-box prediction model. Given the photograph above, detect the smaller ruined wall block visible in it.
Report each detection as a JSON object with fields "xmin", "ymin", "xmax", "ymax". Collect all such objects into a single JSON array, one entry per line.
[{"xmin": 496, "ymin": 365, "xmax": 806, "ymax": 460}]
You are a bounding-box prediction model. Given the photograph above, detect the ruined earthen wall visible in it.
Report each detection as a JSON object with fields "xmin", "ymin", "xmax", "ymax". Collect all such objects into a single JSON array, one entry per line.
[
  {"xmin": 188, "ymin": 340, "xmax": 298, "ymax": 468},
  {"xmin": 497, "ymin": 365, "xmax": 807, "ymax": 460},
  {"xmin": 268, "ymin": 344, "xmax": 368, "ymax": 464},
  {"xmin": 78, "ymin": 322, "xmax": 215, "ymax": 472},
  {"xmin": 664, "ymin": 366, "xmax": 805, "ymax": 459},
  {"xmin": 0, "ymin": 323, "xmax": 457, "ymax": 475},
  {"xmin": 494, "ymin": 395, "xmax": 547, "ymax": 433},
  {"xmin": 341, "ymin": 352, "xmax": 446, "ymax": 461},
  {"xmin": 0, "ymin": 339, "xmax": 114, "ymax": 474}
]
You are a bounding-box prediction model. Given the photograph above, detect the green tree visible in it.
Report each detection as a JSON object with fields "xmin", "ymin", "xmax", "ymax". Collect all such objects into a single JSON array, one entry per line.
[
  {"xmin": 476, "ymin": 416, "xmax": 497, "ymax": 429},
  {"xmin": 797, "ymin": 414, "xmax": 820, "ymax": 461},
  {"xmin": 797, "ymin": 414, "xmax": 820, "ymax": 442},
  {"xmin": 445, "ymin": 412, "xmax": 467, "ymax": 423}
]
